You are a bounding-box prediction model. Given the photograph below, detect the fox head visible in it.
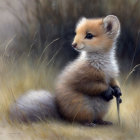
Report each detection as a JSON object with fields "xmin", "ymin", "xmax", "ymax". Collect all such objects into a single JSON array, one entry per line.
[{"xmin": 72, "ymin": 15, "xmax": 120, "ymax": 53}]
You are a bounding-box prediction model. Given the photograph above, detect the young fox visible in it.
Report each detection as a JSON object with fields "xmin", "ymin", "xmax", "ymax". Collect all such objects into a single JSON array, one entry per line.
[{"xmin": 10, "ymin": 15, "xmax": 122, "ymax": 125}]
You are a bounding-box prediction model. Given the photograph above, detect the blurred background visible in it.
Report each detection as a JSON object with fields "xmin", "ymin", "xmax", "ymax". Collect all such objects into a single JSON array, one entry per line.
[{"xmin": 0, "ymin": 0, "xmax": 140, "ymax": 82}]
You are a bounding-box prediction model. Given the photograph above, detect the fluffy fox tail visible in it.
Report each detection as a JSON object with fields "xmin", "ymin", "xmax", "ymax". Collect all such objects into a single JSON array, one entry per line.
[{"xmin": 9, "ymin": 90, "xmax": 60, "ymax": 122}]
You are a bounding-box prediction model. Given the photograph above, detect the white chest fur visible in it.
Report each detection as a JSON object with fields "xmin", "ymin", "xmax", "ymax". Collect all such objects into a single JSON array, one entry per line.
[{"xmin": 80, "ymin": 49, "xmax": 119, "ymax": 83}]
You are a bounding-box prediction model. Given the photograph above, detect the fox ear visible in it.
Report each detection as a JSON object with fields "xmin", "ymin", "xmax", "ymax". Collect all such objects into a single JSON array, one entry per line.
[
  {"xmin": 103, "ymin": 15, "xmax": 120, "ymax": 38},
  {"xmin": 76, "ymin": 17, "xmax": 87, "ymax": 28}
]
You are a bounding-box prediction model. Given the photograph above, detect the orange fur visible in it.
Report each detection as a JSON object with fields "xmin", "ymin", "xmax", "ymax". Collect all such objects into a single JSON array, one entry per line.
[{"xmin": 74, "ymin": 18, "xmax": 114, "ymax": 52}]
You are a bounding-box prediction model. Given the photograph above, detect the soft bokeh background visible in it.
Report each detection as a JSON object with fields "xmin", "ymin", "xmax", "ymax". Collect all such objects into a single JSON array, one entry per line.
[
  {"xmin": 0, "ymin": 0, "xmax": 140, "ymax": 77},
  {"xmin": 0, "ymin": 0, "xmax": 140, "ymax": 139}
]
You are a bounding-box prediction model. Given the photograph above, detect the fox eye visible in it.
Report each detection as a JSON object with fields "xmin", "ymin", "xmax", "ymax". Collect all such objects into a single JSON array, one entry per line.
[{"xmin": 85, "ymin": 33, "xmax": 94, "ymax": 39}]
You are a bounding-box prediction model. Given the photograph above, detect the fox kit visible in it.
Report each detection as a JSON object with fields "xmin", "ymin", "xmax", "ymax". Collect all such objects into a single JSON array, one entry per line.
[{"xmin": 10, "ymin": 15, "xmax": 122, "ymax": 125}]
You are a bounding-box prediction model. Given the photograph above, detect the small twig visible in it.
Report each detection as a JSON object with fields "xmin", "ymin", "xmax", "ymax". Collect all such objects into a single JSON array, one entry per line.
[{"xmin": 116, "ymin": 97, "xmax": 121, "ymax": 125}]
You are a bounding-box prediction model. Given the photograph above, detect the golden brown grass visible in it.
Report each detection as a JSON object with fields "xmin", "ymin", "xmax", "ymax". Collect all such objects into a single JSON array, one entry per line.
[{"xmin": 0, "ymin": 56, "xmax": 140, "ymax": 140}]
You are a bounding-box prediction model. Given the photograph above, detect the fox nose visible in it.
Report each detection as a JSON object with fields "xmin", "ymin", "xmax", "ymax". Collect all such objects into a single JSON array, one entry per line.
[{"xmin": 72, "ymin": 43, "xmax": 77, "ymax": 48}]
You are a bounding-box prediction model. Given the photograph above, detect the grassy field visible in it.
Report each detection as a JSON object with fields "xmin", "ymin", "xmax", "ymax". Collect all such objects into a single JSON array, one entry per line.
[{"xmin": 0, "ymin": 56, "xmax": 140, "ymax": 140}]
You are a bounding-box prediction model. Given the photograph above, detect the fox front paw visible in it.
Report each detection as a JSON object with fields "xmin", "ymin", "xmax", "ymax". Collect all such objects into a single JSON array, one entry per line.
[
  {"xmin": 113, "ymin": 87, "xmax": 122, "ymax": 97},
  {"xmin": 112, "ymin": 86, "xmax": 122, "ymax": 103},
  {"xmin": 101, "ymin": 87, "xmax": 114, "ymax": 102}
]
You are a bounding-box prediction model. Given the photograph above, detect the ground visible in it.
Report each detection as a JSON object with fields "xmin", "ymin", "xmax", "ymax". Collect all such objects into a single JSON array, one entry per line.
[{"xmin": 0, "ymin": 58, "xmax": 140, "ymax": 140}]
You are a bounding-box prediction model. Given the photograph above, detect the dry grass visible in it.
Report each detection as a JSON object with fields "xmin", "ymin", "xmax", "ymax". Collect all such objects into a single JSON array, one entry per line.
[{"xmin": 0, "ymin": 56, "xmax": 140, "ymax": 140}]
